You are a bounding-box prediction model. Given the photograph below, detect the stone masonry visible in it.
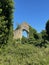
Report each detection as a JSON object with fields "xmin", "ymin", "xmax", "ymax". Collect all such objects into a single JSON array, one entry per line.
[{"xmin": 13, "ymin": 22, "xmax": 29, "ymax": 39}]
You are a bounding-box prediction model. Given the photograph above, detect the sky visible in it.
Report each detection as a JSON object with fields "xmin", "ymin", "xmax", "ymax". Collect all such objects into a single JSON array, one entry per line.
[{"xmin": 13, "ymin": 0, "xmax": 49, "ymax": 33}]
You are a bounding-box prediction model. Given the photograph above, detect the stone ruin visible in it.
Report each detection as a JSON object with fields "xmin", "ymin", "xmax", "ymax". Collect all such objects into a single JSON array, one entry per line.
[{"xmin": 13, "ymin": 22, "xmax": 29, "ymax": 39}]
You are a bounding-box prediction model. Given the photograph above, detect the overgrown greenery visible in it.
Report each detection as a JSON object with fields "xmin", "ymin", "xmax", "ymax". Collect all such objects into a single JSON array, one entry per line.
[
  {"xmin": 0, "ymin": 0, "xmax": 49, "ymax": 65},
  {"xmin": 0, "ymin": 0, "xmax": 13, "ymax": 44},
  {"xmin": 0, "ymin": 42, "xmax": 49, "ymax": 65},
  {"xmin": 21, "ymin": 24, "xmax": 49, "ymax": 47},
  {"xmin": 46, "ymin": 20, "xmax": 49, "ymax": 40}
]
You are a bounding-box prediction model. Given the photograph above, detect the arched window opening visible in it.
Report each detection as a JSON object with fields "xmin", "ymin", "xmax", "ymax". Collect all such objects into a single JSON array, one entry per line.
[{"xmin": 22, "ymin": 30, "xmax": 28, "ymax": 38}]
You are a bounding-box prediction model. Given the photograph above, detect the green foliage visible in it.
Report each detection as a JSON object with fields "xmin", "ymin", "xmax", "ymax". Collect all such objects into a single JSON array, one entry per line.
[
  {"xmin": 29, "ymin": 26, "xmax": 41, "ymax": 40},
  {"xmin": 28, "ymin": 26, "xmax": 42, "ymax": 46},
  {"xmin": 41, "ymin": 30, "xmax": 47, "ymax": 39},
  {"xmin": 28, "ymin": 26, "xmax": 49, "ymax": 47},
  {"xmin": 46, "ymin": 20, "xmax": 49, "ymax": 40},
  {"xmin": 29, "ymin": 26, "xmax": 37, "ymax": 38},
  {"xmin": 0, "ymin": 43, "xmax": 49, "ymax": 65},
  {"xmin": 41, "ymin": 30, "xmax": 48, "ymax": 44},
  {"xmin": 0, "ymin": 0, "xmax": 13, "ymax": 44},
  {"xmin": 21, "ymin": 25, "xmax": 49, "ymax": 47},
  {"xmin": 0, "ymin": 1, "xmax": 49, "ymax": 64},
  {"xmin": 21, "ymin": 36, "xmax": 28, "ymax": 44}
]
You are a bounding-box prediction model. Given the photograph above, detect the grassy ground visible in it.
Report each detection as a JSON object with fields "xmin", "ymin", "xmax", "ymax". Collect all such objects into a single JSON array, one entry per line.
[{"xmin": 0, "ymin": 42, "xmax": 49, "ymax": 65}]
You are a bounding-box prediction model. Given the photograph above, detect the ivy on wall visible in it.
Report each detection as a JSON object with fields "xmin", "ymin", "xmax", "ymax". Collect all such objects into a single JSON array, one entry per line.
[{"xmin": 0, "ymin": 0, "xmax": 14, "ymax": 44}]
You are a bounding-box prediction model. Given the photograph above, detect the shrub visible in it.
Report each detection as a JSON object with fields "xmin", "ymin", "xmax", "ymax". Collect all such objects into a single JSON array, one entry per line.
[{"xmin": 21, "ymin": 36, "xmax": 28, "ymax": 44}]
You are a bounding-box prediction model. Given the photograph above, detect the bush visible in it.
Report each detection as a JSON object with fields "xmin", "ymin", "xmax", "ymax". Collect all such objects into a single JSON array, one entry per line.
[{"xmin": 21, "ymin": 36, "xmax": 28, "ymax": 44}]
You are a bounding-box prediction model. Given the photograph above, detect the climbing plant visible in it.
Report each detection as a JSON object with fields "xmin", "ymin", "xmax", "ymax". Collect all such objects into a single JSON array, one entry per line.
[{"xmin": 0, "ymin": 0, "xmax": 14, "ymax": 44}]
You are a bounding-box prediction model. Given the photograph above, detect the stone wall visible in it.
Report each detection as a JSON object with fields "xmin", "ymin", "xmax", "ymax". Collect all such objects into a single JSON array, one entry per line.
[{"xmin": 13, "ymin": 22, "xmax": 29, "ymax": 39}]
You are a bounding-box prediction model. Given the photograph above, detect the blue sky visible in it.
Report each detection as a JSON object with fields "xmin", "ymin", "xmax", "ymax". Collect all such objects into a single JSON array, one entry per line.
[{"xmin": 13, "ymin": 0, "xmax": 49, "ymax": 32}]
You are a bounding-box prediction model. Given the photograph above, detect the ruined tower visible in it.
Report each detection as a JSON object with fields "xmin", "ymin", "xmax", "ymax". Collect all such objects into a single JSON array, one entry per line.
[{"xmin": 13, "ymin": 22, "xmax": 29, "ymax": 39}]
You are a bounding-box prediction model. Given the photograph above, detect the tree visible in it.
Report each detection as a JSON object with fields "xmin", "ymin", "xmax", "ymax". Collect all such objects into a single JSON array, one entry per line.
[
  {"xmin": 29, "ymin": 26, "xmax": 37, "ymax": 38},
  {"xmin": 46, "ymin": 20, "xmax": 49, "ymax": 40},
  {"xmin": 0, "ymin": 0, "xmax": 14, "ymax": 44}
]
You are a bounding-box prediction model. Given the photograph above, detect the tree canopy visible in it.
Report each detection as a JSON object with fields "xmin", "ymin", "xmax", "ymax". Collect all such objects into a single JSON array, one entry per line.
[{"xmin": 46, "ymin": 20, "xmax": 49, "ymax": 40}]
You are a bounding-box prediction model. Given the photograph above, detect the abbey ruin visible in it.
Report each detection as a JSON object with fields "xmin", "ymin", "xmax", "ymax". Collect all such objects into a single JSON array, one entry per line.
[{"xmin": 13, "ymin": 22, "xmax": 29, "ymax": 39}]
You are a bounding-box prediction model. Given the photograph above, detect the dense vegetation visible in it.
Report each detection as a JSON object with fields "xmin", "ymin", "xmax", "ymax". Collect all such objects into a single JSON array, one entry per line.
[
  {"xmin": 46, "ymin": 20, "xmax": 49, "ymax": 40},
  {"xmin": 21, "ymin": 23, "xmax": 49, "ymax": 47},
  {"xmin": 0, "ymin": 0, "xmax": 49, "ymax": 65},
  {"xmin": 0, "ymin": 0, "xmax": 13, "ymax": 45},
  {"xmin": 0, "ymin": 42, "xmax": 49, "ymax": 65}
]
